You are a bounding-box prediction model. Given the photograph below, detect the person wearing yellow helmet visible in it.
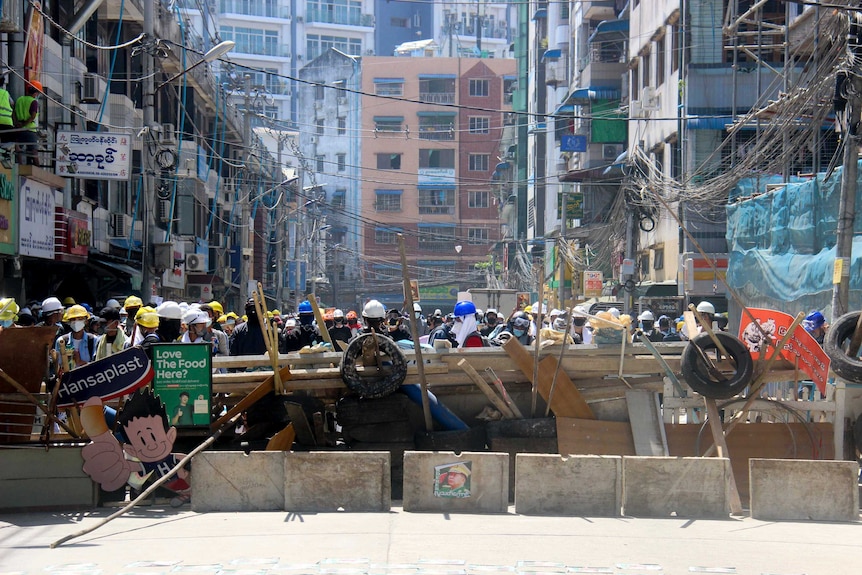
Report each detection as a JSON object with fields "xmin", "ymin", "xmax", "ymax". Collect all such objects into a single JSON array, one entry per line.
[
  {"xmin": 0, "ymin": 297, "xmax": 19, "ymax": 329},
  {"xmin": 199, "ymin": 303, "xmax": 229, "ymax": 358},
  {"xmin": 222, "ymin": 311, "xmax": 238, "ymax": 336},
  {"xmin": 94, "ymin": 307, "xmax": 126, "ymax": 360},
  {"xmin": 123, "ymin": 295, "xmax": 143, "ymax": 338},
  {"xmin": 208, "ymin": 300, "xmax": 224, "ymax": 316},
  {"xmin": 55, "ymin": 304, "xmax": 97, "ymax": 368}
]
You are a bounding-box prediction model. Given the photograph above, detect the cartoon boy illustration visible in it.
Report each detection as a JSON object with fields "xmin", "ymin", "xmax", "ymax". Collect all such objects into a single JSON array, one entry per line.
[{"xmin": 80, "ymin": 388, "xmax": 190, "ymax": 497}]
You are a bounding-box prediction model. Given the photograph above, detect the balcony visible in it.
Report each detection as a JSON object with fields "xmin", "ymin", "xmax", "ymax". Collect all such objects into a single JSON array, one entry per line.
[
  {"xmin": 220, "ymin": 0, "xmax": 290, "ymax": 19},
  {"xmin": 305, "ymin": 8, "xmax": 374, "ymax": 27},
  {"xmin": 419, "ymin": 92, "xmax": 456, "ymax": 104}
]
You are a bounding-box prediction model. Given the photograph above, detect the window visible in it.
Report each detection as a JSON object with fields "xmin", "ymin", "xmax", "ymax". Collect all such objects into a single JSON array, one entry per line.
[
  {"xmin": 375, "ymin": 191, "xmax": 402, "ymax": 211},
  {"xmin": 337, "ymin": 117, "xmax": 346, "ymax": 135},
  {"xmin": 469, "ymin": 116, "xmax": 490, "ymax": 134},
  {"xmin": 332, "ymin": 188, "xmax": 346, "ymax": 208},
  {"xmin": 468, "ymin": 153, "xmax": 489, "ymax": 171},
  {"xmin": 337, "ymin": 153, "xmax": 346, "ymax": 172},
  {"xmin": 419, "ymin": 77, "xmax": 456, "ymax": 104},
  {"xmin": 469, "ymin": 79, "xmax": 489, "ymax": 97},
  {"xmin": 419, "ymin": 149, "xmax": 455, "ymax": 168},
  {"xmin": 419, "ymin": 116, "xmax": 455, "ymax": 140},
  {"xmin": 418, "ymin": 226, "xmax": 456, "ymax": 251},
  {"xmin": 631, "ymin": 61, "xmax": 640, "ymax": 102},
  {"xmin": 468, "ymin": 190, "xmax": 489, "ymax": 208},
  {"xmin": 375, "ymin": 80, "xmax": 404, "ymax": 96},
  {"xmin": 656, "ymin": 34, "xmax": 666, "ymax": 86},
  {"xmin": 642, "ymin": 50, "xmax": 651, "ymax": 88},
  {"xmin": 503, "ymin": 77, "xmax": 516, "ymax": 105},
  {"xmin": 306, "ymin": 34, "xmax": 362, "ymax": 60},
  {"xmin": 220, "ymin": 26, "xmax": 279, "ymax": 56},
  {"xmin": 375, "ymin": 117, "xmax": 403, "ymax": 132},
  {"xmin": 468, "ymin": 228, "xmax": 489, "ymax": 244},
  {"xmin": 375, "ymin": 228, "xmax": 399, "ymax": 244},
  {"xmin": 376, "ymin": 153, "xmax": 402, "ymax": 170},
  {"xmin": 671, "ymin": 24, "xmax": 680, "ymax": 73},
  {"xmin": 391, "ymin": 17, "xmax": 408, "ymax": 27},
  {"xmin": 316, "ymin": 119, "xmax": 324, "ymax": 135},
  {"xmin": 653, "ymin": 247, "xmax": 664, "ymax": 270},
  {"xmin": 417, "ymin": 261, "xmax": 456, "ymax": 279},
  {"xmin": 418, "ymin": 188, "xmax": 455, "ymax": 215},
  {"xmin": 314, "ymin": 84, "xmax": 325, "ymax": 100}
]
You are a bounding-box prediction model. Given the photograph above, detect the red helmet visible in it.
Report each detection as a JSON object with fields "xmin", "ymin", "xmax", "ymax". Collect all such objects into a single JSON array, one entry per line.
[{"xmin": 28, "ymin": 81, "xmax": 43, "ymax": 93}]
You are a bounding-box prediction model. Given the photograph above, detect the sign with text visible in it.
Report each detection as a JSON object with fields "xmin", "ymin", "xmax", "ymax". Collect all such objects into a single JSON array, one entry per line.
[
  {"xmin": 560, "ymin": 135, "xmax": 587, "ymax": 152},
  {"xmin": 18, "ymin": 177, "xmax": 54, "ymax": 259},
  {"xmin": 738, "ymin": 308, "xmax": 830, "ymax": 394},
  {"xmin": 152, "ymin": 343, "xmax": 212, "ymax": 427},
  {"xmin": 584, "ymin": 270, "xmax": 604, "ymax": 298},
  {"xmin": 56, "ymin": 347, "xmax": 154, "ymax": 408},
  {"xmin": 56, "ymin": 131, "xmax": 132, "ymax": 180}
]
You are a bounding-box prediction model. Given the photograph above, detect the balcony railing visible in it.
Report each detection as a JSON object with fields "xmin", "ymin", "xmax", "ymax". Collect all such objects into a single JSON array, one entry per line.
[
  {"xmin": 419, "ymin": 92, "xmax": 456, "ymax": 104},
  {"xmin": 305, "ymin": 8, "xmax": 374, "ymax": 27}
]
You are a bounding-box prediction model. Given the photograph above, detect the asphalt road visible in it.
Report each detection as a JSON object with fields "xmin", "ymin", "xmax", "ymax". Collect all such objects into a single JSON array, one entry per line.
[{"xmin": 0, "ymin": 506, "xmax": 859, "ymax": 575}]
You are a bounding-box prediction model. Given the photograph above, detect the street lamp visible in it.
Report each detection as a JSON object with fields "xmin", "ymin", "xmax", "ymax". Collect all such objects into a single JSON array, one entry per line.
[{"xmin": 155, "ymin": 40, "xmax": 235, "ymax": 92}]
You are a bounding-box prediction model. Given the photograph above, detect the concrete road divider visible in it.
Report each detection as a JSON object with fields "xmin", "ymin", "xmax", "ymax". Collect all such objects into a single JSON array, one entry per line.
[
  {"xmin": 623, "ymin": 456, "xmax": 731, "ymax": 518},
  {"xmin": 0, "ymin": 447, "xmax": 96, "ymax": 511},
  {"xmin": 515, "ymin": 454, "xmax": 622, "ymax": 516},
  {"xmin": 402, "ymin": 450, "xmax": 508, "ymax": 513},
  {"xmin": 284, "ymin": 451, "xmax": 391, "ymax": 512},
  {"xmin": 192, "ymin": 451, "xmax": 284, "ymax": 512},
  {"xmin": 749, "ymin": 458, "xmax": 859, "ymax": 522}
]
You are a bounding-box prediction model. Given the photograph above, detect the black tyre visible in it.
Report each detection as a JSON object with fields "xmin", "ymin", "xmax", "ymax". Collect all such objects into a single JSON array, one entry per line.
[
  {"xmin": 680, "ymin": 332, "xmax": 754, "ymax": 399},
  {"xmin": 340, "ymin": 333, "xmax": 408, "ymax": 398},
  {"xmin": 824, "ymin": 311, "xmax": 862, "ymax": 384}
]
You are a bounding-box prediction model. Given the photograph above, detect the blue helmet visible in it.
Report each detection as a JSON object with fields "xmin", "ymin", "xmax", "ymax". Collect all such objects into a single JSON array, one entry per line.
[
  {"xmin": 298, "ymin": 300, "xmax": 313, "ymax": 314},
  {"xmin": 453, "ymin": 300, "xmax": 477, "ymax": 317}
]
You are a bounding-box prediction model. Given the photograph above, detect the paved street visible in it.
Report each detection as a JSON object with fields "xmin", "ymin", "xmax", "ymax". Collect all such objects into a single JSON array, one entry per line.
[{"xmin": 0, "ymin": 506, "xmax": 859, "ymax": 575}]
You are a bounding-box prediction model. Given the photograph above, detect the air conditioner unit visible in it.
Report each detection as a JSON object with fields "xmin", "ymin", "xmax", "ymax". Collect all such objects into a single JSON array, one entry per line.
[
  {"xmin": 313, "ymin": 101, "xmax": 323, "ymax": 110},
  {"xmin": 630, "ymin": 100, "xmax": 643, "ymax": 118},
  {"xmin": 161, "ymin": 123, "xmax": 177, "ymax": 143},
  {"xmin": 109, "ymin": 212, "xmax": 129, "ymax": 238},
  {"xmin": 310, "ymin": 135, "xmax": 318, "ymax": 144},
  {"xmin": 187, "ymin": 284, "xmax": 204, "ymax": 301},
  {"xmin": 185, "ymin": 252, "xmax": 208, "ymax": 273},
  {"xmin": 81, "ymin": 73, "xmax": 104, "ymax": 104},
  {"xmin": 157, "ymin": 199, "xmax": 171, "ymax": 222},
  {"xmin": 603, "ymin": 143, "xmax": 624, "ymax": 161},
  {"xmin": 641, "ymin": 87, "xmax": 660, "ymax": 110}
]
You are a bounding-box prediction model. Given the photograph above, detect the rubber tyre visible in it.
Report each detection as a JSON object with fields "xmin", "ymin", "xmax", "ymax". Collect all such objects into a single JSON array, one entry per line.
[
  {"xmin": 340, "ymin": 333, "xmax": 408, "ymax": 398},
  {"xmin": 680, "ymin": 332, "xmax": 754, "ymax": 399},
  {"xmin": 824, "ymin": 311, "xmax": 862, "ymax": 384}
]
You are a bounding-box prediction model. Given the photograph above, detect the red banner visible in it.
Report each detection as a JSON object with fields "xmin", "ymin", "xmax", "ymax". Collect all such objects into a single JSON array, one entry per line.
[
  {"xmin": 23, "ymin": 2, "xmax": 44, "ymax": 84},
  {"xmin": 738, "ymin": 307, "xmax": 830, "ymax": 394}
]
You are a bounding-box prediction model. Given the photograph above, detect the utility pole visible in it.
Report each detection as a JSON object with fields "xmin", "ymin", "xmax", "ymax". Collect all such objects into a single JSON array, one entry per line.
[
  {"xmin": 141, "ymin": 0, "xmax": 156, "ymax": 302},
  {"xmin": 832, "ymin": 14, "xmax": 862, "ymax": 320},
  {"xmin": 239, "ymin": 75, "xmax": 252, "ymax": 302},
  {"xmin": 275, "ymin": 136, "xmax": 285, "ymax": 310}
]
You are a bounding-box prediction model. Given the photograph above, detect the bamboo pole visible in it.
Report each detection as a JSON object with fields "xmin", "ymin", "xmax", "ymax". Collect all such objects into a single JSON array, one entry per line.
[{"xmin": 531, "ymin": 274, "xmax": 543, "ymax": 417}]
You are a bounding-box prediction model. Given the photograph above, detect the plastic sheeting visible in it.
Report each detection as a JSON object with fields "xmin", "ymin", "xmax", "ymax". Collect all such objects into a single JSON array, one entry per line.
[{"xmin": 726, "ymin": 162, "xmax": 862, "ymax": 311}]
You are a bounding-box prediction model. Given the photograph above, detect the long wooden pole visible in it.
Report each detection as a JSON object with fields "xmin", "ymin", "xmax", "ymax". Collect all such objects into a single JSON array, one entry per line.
[
  {"xmin": 398, "ymin": 234, "xmax": 433, "ymax": 432},
  {"xmin": 530, "ymin": 271, "xmax": 544, "ymax": 417},
  {"xmin": 253, "ymin": 283, "xmax": 283, "ymax": 394}
]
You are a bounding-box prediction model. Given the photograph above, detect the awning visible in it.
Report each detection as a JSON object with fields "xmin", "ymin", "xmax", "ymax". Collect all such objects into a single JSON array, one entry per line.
[
  {"xmin": 542, "ymin": 49, "xmax": 562, "ymax": 61},
  {"xmin": 418, "ymin": 74, "xmax": 456, "ymax": 79},
  {"xmin": 417, "ymin": 222, "xmax": 456, "ymax": 228},
  {"xmin": 589, "ymin": 19, "xmax": 629, "ymax": 43},
  {"xmin": 553, "ymin": 103, "xmax": 575, "ymax": 115},
  {"xmin": 375, "ymin": 189, "xmax": 403, "ymax": 195},
  {"xmin": 687, "ymin": 116, "xmax": 735, "ymax": 130},
  {"xmin": 374, "ymin": 78, "xmax": 404, "ymax": 84},
  {"xmin": 532, "ymin": 8, "xmax": 547, "ymax": 19},
  {"xmin": 417, "ymin": 111, "xmax": 457, "ymax": 117},
  {"xmin": 89, "ymin": 257, "xmax": 142, "ymax": 280},
  {"xmin": 373, "ymin": 116, "xmax": 404, "ymax": 122},
  {"xmin": 564, "ymin": 87, "xmax": 621, "ymax": 105},
  {"xmin": 417, "ymin": 182, "xmax": 456, "ymax": 189}
]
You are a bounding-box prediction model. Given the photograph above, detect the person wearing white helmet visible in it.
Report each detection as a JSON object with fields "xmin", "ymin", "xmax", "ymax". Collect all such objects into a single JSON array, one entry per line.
[
  {"xmin": 38, "ymin": 296, "xmax": 65, "ymax": 336},
  {"xmin": 632, "ymin": 309, "xmax": 662, "ymax": 343},
  {"xmin": 152, "ymin": 301, "xmax": 183, "ymax": 342},
  {"xmin": 680, "ymin": 300, "xmax": 716, "ymax": 340},
  {"xmin": 105, "ymin": 298, "xmax": 121, "ymax": 311},
  {"xmin": 571, "ymin": 305, "xmax": 592, "ymax": 344},
  {"xmin": 328, "ymin": 308, "xmax": 352, "ymax": 351},
  {"xmin": 181, "ymin": 309, "xmax": 211, "ymax": 344}
]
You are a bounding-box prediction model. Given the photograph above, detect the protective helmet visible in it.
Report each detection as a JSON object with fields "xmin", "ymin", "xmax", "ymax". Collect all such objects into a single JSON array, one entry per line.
[
  {"xmin": 0, "ymin": 298, "xmax": 19, "ymax": 320},
  {"xmin": 209, "ymin": 301, "xmax": 224, "ymax": 315},
  {"xmin": 124, "ymin": 295, "xmax": 143, "ymax": 309},
  {"xmin": 217, "ymin": 314, "xmax": 228, "ymax": 324},
  {"xmin": 803, "ymin": 310, "xmax": 826, "ymax": 332},
  {"xmin": 63, "ymin": 296, "xmax": 77, "ymax": 306},
  {"xmin": 524, "ymin": 305, "xmax": 532, "ymax": 313},
  {"xmin": 485, "ymin": 308, "xmax": 498, "ymax": 317},
  {"xmin": 572, "ymin": 305, "xmax": 588, "ymax": 317},
  {"xmin": 66, "ymin": 304, "xmax": 89, "ymax": 320},
  {"xmin": 346, "ymin": 310, "xmax": 358, "ymax": 320},
  {"xmin": 695, "ymin": 301, "xmax": 716, "ymax": 315},
  {"xmin": 511, "ymin": 311, "xmax": 531, "ymax": 330},
  {"xmin": 135, "ymin": 306, "xmax": 156, "ymax": 321},
  {"xmin": 298, "ymin": 300, "xmax": 313, "ymax": 314},
  {"xmin": 453, "ymin": 300, "xmax": 477, "ymax": 317},
  {"xmin": 413, "ymin": 302, "xmax": 422, "ymax": 312},
  {"xmin": 550, "ymin": 309, "xmax": 561, "ymax": 317},
  {"xmin": 226, "ymin": 311, "xmax": 239, "ymax": 320},
  {"xmin": 105, "ymin": 298, "xmax": 121, "ymax": 310},
  {"xmin": 285, "ymin": 318, "xmax": 297, "ymax": 328},
  {"xmin": 136, "ymin": 312, "xmax": 159, "ymax": 329},
  {"xmin": 156, "ymin": 301, "xmax": 183, "ymax": 320},
  {"xmin": 638, "ymin": 310, "xmax": 655, "ymax": 322},
  {"xmin": 42, "ymin": 297, "xmax": 63, "ymax": 314},
  {"xmin": 333, "ymin": 309, "xmax": 345, "ymax": 319},
  {"xmin": 363, "ymin": 299, "xmax": 386, "ymax": 319},
  {"xmin": 184, "ymin": 309, "xmax": 210, "ymax": 326},
  {"xmin": 28, "ymin": 80, "xmax": 43, "ymax": 93},
  {"xmin": 272, "ymin": 309, "xmax": 281, "ymax": 317},
  {"xmin": 608, "ymin": 307, "xmax": 621, "ymax": 319}
]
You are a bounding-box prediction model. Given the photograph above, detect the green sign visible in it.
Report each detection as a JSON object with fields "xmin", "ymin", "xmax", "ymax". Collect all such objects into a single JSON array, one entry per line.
[
  {"xmin": 558, "ymin": 192, "xmax": 584, "ymax": 219},
  {"xmin": 418, "ymin": 284, "xmax": 459, "ymax": 301},
  {"xmin": 152, "ymin": 343, "xmax": 212, "ymax": 428}
]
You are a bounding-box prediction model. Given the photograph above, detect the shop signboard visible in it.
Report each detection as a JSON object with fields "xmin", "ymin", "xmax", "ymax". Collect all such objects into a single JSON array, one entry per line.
[
  {"xmin": 56, "ymin": 131, "xmax": 132, "ymax": 180},
  {"xmin": 18, "ymin": 177, "xmax": 54, "ymax": 259},
  {"xmin": 151, "ymin": 343, "xmax": 212, "ymax": 428}
]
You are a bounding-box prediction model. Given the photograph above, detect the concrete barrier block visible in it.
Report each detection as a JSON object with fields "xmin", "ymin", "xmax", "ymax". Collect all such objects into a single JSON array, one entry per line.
[
  {"xmin": 749, "ymin": 459, "xmax": 859, "ymax": 522},
  {"xmin": 0, "ymin": 447, "xmax": 96, "ymax": 511},
  {"xmin": 284, "ymin": 451, "xmax": 390, "ymax": 512},
  {"xmin": 192, "ymin": 451, "xmax": 284, "ymax": 512},
  {"xmin": 515, "ymin": 454, "xmax": 621, "ymax": 516},
  {"xmin": 623, "ymin": 456, "xmax": 730, "ymax": 518},
  {"xmin": 402, "ymin": 451, "xmax": 508, "ymax": 513}
]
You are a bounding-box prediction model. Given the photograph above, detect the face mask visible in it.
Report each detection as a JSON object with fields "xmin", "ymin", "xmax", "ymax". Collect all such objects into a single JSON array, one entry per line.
[
  {"xmin": 572, "ymin": 319, "xmax": 586, "ymax": 327},
  {"xmin": 513, "ymin": 328, "xmax": 526, "ymax": 337},
  {"xmin": 70, "ymin": 320, "xmax": 86, "ymax": 333},
  {"xmin": 335, "ymin": 320, "xmax": 343, "ymax": 325},
  {"xmin": 0, "ymin": 319, "xmax": 12, "ymax": 328},
  {"xmin": 486, "ymin": 317, "xmax": 497, "ymax": 326}
]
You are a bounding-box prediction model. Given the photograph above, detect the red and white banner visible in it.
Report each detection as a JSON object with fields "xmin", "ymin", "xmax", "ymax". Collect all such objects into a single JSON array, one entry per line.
[{"xmin": 738, "ymin": 307, "xmax": 830, "ymax": 394}]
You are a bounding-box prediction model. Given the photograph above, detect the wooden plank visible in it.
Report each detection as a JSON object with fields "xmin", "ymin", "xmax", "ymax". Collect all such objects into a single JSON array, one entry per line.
[
  {"xmin": 556, "ymin": 417, "xmax": 636, "ymax": 456},
  {"xmin": 285, "ymin": 402, "xmax": 316, "ymax": 446},
  {"xmin": 265, "ymin": 423, "xmax": 295, "ymax": 451},
  {"xmin": 457, "ymin": 359, "xmax": 516, "ymax": 419},
  {"xmin": 625, "ymin": 390, "xmax": 668, "ymax": 456},
  {"xmin": 666, "ymin": 422, "xmax": 834, "ymax": 505},
  {"xmin": 703, "ymin": 397, "xmax": 743, "ymax": 514},
  {"xmin": 503, "ymin": 338, "xmax": 594, "ymax": 419}
]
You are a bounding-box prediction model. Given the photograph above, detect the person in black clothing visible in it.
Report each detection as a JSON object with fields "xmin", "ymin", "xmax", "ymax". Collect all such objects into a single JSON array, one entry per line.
[
  {"xmin": 427, "ymin": 314, "xmax": 456, "ymax": 347},
  {"xmin": 328, "ymin": 309, "xmax": 352, "ymax": 351},
  {"xmin": 659, "ymin": 315, "xmax": 682, "ymax": 342},
  {"xmin": 281, "ymin": 300, "xmax": 321, "ymax": 352},
  {"xmin": 384, "ymin": 308, "xmax": 412, "ymax": 342},
  {"xmin": 480, "ymin": 308, "xmax": 500, "ymax": 337},
  {"xmin": 229, "ymin": 299, "xmax": 268, "ymax": 356}
]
